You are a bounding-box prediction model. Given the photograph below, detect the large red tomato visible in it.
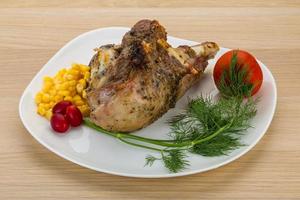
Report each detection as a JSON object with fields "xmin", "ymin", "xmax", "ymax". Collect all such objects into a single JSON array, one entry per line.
[{"xmin": 213, "ymin": 50, "xmax": 263, "ymax": 96}]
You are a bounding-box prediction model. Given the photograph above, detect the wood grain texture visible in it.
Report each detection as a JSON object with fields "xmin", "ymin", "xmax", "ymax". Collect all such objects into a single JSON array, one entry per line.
[{"xmin": 0, "ymin": 0, "xmax": 300, "ymax": 199}]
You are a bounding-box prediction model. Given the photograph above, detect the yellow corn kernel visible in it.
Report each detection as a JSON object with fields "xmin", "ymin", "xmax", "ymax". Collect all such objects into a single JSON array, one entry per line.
[
  {"xmin": 54, "ymin": 84, "xmax": 59, "ymax": 90},
  {"xmin": 80, "ymin": 65, "xmax": 90, "ymax": 72},
  {"xmin": 59, "ymin": 90, "xmax": 70, "ymax": 96},
  {"xmin": 78, "ymin": 79, "xmax": 87, "ymax": 88},
  {"xmin": 64, "ymin": 96, "xmax": 73, "ymax": 101},
  {"xmin": 35, "ymin": 93, "xmax": 42, "ymax": 104},
  {"xmin": 40, "ymin": 103, "xmax": 50, "ymax": 110},
  {"xmin": 73, "ymin": 95, "xmax": 82, "ymax": 101},
  {"xmin": 65, "ymin": 74, "xmax": 74, "ymax": 81},
  {"xmin": 62, "ymin": 84, "xmax": 69, "ymax": 90},
  {"xmin": 37, "ymin": 106, "xmax": 46, "ymax": 116},
  {"xmin": 43, "ymin": 76, "xmax": 52, "ymax": 81},
  {"xmin": 62, "ymin": 83, "xmax": 69, "ymax": 90},
  {"xmin": 62, "ymin": 82, "xmax": 69, "ymax": 89},
  {"xmin": 54, "ymin": 77, "xmax": 63, "ymax": 84},
  {"xmin": 49, "ymin": 89, "xmax": 56, "ymax": 96},
  {"xmin": 36, "ymin": 91, "xmax": 43, "ymax": 96},
  {"xmin": 84, "ymin": 72, "xmax": 90, "ymax": 80},
  {"xmin": 69, "ymin": 80, "xmax": 76, "ymax": 86},
  {"xmin": 71, "ymin": 63, "xmax": 80, "ymax": 70},
  {"xmin": 79, "ymin": 105, "xmax": 90, "ymax": 117},
  {"xmin": 49, "ymin": 95, "xmax": 55, "ymax": 102},
  {"xmin": 49, "ymin": 101, "xmax": 55, "ymax": 108},
  {"xmin": 39, "ymin": 103, "xmax": 45, "ymax": 108},
  {"xmin": 42, "ymin": 93, "xmax": 50, "ymax": 103},
  {"xmin": 54, "ymin": 95, "xmax": 63, "ymax": 102},
  {"xmin": 76, "ymin": 84, "xmax": 84, "ymax": 94},
  {"xmin": 43, "ymin": 76, "xmax": 53, "ymax": 83},
  {"xmin": 69, "ymin": 90, "xmax": 77, "ymax": 97},
  {"xmin": 62, "ymin": 73, "xmax": 68, "ymax": 80},
  {"xmin": 63, "ymin": 90, "xmax": 70, "ymax": 96},
  {"xmin": 42, "ymin": 82, "xmax": 52, "ymax": 92},
  {"xmin": 58, "ymin": 69, "xmax": 67, "ymax": 76},
  {"xmin": 46, "ymin": 104, "xmax": 52, "ymax": 110},
  {"xmin": 46, "ymin": 80, "xmax": 53, "ymax": 85},
  {"xmin": 70, "ymin": 69, "xmax": 80, "ymax": 76},
  {"xmin": 74, "ymin": 100, "xmax": 84, "ymax": 106},
  {"xmin": 68, "ymin": 85, "xmax": 76, "ymax": 92},
  {"xmin": 82, "ymin": 90, "xmax": 87, "ymax": 99},
  {"xmin": 45, "ymin": 110, "xmax": 52, "ymax": 120},
  {"xmin": 57, "ymin": 90, "xmax": 63, "ymax": 96}
]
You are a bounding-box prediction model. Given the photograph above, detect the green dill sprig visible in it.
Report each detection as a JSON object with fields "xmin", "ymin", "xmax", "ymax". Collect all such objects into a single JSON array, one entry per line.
[
  {"xmin": 145, "ymin": 150, "xmax": 189, "ymax": 173},
  {"xmin": 162, "ymin": 150, "xmax": 190, "ymax": 173},
  {"xmin": 166, "ymin": 96, "xmax": 256, "ymax": 159},
  {"xmin": 218, "ymin": 50, "xmax": 254, "ymax": 98}
]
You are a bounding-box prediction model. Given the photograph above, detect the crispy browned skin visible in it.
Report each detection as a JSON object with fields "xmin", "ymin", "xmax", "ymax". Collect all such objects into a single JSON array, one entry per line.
[{"xmin": 86, "ymin": 20, "xmax": 219, "ymax": 132}]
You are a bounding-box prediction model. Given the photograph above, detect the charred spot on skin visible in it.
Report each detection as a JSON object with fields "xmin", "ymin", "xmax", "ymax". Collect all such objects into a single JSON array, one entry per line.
[
  {"xmin": 86, "ymin": 87, "xmax": 91, "ymax": 92},
  {"xmin": 155, "ymin": 80, "xmax": 160, "ymax": 88},
  {"xmin": 140, "ymin": 80, "xmax": 146, "ymax": 86},
  {"xmin": 100, "ymin": 68, "xmax": 107, "ymax": 76},
  {"xmin": 149, "ymin": 106, "xmax": 155, "ymax": 111},
  {"xmin": 130, "ymin": 42, "xmax": 147, "ymax": 67},
  {"xmin": 102, "ymin": 44, "xmax": 114, "ymax": 49},
  {"xmin": 129, "ymin": 107, "xmax": 136, "ymax": 114}
]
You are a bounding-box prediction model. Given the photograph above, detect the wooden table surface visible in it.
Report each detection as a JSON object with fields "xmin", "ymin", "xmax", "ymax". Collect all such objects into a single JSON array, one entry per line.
[{"xmin": 1, "ymin": 0, "xmax": 300, "ymax": 199}]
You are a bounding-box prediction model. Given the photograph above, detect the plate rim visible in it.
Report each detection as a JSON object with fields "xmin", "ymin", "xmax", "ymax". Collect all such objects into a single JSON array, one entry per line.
[{"xmin": 19, "ymin": 27, "xmax": 277, "ymax": 178}]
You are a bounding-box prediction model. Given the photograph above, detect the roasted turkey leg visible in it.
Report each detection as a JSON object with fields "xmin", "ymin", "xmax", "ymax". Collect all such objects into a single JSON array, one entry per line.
[{"xmin": 86, "ymin": 20, "xmax": 219, "ymax": 132}]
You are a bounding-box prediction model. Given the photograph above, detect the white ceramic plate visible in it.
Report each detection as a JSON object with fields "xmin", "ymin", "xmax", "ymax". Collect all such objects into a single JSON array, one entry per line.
[{"xmin": 19, "ymin": 27, "xmax": 277, "ymax": 178}]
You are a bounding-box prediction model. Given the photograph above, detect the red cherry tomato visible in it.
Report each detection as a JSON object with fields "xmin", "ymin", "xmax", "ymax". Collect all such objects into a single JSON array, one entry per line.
[
  {"xmin": 65, "ymin": 105, "xmax": 83, "ymax": 127},
  {"xmin": 52, "ymin": 101, "xmax": 73, "ymax": 114},
  {"xmin": 213, "ymin": 50, "xmax": 263, "ymax": 96},
  {"xmin": 50, "ymin": 113, "xmax": 70, "ymax": 133}
]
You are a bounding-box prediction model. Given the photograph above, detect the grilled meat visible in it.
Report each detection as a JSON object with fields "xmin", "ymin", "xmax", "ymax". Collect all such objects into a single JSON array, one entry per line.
[{"xmin": 87, "ymin": 20, "xmax": 219, "ymax": 132}]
